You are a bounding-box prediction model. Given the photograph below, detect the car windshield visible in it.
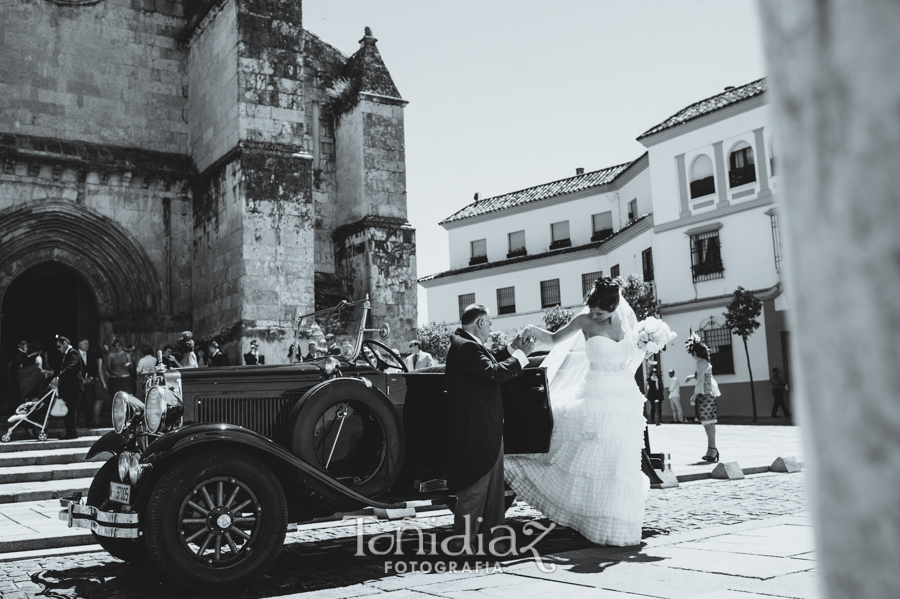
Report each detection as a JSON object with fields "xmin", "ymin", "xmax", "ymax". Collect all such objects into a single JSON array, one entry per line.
[{"xmin": 295, "ymin": 300, "xmax": 365, "ymax": 361}]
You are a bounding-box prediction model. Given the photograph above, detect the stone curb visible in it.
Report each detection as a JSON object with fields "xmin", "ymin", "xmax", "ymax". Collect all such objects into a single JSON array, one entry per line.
[{"xmin": 674, "ymin": 459, "xmax": 805, "ymax": 483}]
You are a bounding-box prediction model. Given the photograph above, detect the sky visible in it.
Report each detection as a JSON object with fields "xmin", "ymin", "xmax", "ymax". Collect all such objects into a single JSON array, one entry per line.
[{"xmin": 302, "ymin": 1, "xmax": 768, "ymax": 323}]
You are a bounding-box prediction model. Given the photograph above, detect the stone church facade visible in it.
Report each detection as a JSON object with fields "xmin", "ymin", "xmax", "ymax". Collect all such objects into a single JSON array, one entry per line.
[{"xmin": 0, "ymin": 0, "xmax": 417, "ymax": 365}]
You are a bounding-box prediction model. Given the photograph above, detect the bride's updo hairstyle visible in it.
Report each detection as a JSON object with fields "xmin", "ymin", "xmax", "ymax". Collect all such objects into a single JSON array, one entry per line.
[{"xmin": 585, "ymin": 277, "xmax": 620, "ymax": 313}]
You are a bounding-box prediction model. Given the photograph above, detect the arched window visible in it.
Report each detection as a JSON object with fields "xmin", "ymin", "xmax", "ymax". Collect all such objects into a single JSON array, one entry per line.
[
  {"xmin": 729, "ymin": 141, "xmax": 756, "ymax": 187},
  {"xmin": 690, "ymin": 154, "xmax": 715, "ymax": 199}
]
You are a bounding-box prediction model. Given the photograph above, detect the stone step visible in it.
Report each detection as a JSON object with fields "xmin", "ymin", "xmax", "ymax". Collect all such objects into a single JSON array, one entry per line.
[
  {"xmin": 0, "ymin": 435, "xmax": 105, "ymax": 453},
  {"xmin": 0, "ymin": 477, "xmax": 95, "ymax": 504},
  {"xmin": 0, "ymin": 447, "xmax": 106, "ymax": 468},
  {"xmin": 0, "ymin": 462, "xmax": 104, "ymax": 484}
]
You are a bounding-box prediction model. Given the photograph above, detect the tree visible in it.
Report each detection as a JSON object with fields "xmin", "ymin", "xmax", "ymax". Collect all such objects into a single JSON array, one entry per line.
[
  {"xmin": 488, "ymin": 330, "xmax": 509, "ymax": 354},
  {"xmin": 542, "ymin": 305, "xmax": 574, "ymax": 332},
  {"xmin": 724, "ymin": 286, "xmax": 763, "ymax": 422},
  {"xmin": 619, "ymin": 274, "xmax": 657, "ymax": 321},
  {"xmin": 416, "ymin": 322, "xmax": 451, "ymax": 364}
]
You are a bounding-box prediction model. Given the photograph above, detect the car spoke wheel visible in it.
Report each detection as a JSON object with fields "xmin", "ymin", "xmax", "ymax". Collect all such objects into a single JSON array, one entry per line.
[{"xmin": 145, "ymin": 449, "xmax": 287, "ymax": 594}]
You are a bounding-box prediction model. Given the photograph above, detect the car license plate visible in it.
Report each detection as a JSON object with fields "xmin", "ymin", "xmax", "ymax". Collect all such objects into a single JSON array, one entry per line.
[{"xmin": 109, "ymin": 482, "xmax": 131, "ymax": 504}]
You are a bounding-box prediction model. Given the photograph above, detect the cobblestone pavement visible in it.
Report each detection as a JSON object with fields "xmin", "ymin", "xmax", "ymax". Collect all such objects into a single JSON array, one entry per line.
[{"xmin": 0, "ymin": 472, "xmax": 806, "ymax": 599}]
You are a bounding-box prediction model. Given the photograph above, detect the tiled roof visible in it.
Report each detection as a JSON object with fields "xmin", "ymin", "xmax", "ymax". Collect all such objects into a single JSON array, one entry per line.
[
  {"xmin": 439, "ymin": 154, "xmax": 646, "ymax": 226},
  {"xmin": 420, "ymin": 214, "xmax": 650, "ymax": 284},
  {"xmin": 637, "ymin": 78, "xmax": 767, "ymax": 141}
]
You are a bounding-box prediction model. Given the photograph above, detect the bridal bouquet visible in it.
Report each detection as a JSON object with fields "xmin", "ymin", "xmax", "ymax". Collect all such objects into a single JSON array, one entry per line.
[{"xmin": 636, "ymin": 317, "xmax": 676, "ymax": 355}]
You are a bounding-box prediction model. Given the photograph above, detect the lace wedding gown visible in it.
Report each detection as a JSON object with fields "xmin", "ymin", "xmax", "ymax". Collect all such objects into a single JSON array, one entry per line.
[{"xmin": 505, "ymin": 334, "xmax": 648, "ymax": 546}]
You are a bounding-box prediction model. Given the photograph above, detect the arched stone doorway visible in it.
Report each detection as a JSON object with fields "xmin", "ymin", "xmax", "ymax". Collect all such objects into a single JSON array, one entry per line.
[{"xmin": 1, "ymin": 262, "xmax": 99, "ymax": 367}]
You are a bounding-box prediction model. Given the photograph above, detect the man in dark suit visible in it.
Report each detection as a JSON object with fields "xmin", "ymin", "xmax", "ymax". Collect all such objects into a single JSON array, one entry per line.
[
  {"xmin": 52, "ymin": 336, "xmax": 83, "ymax": 440},
  {"xmin": 207, "ymin": 340, "xmax": 230, "ymax": 367},
  {"xmin": 302, "ymin": 342, "xmax": 318, "ymax": 362},
  {"xmin": 445, "ymin": 304, "xmax": 534, "ymax": 554},
  {"xmin": 243, "ymin": 339, "xmax": 265, "ymax": 365},
  {"xmin": 324, "ymin": 334, "xmax": 341, "ymax": 356}
]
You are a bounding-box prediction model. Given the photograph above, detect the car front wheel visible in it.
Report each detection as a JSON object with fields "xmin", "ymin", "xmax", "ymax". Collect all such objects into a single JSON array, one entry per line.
[{"xmin": 144, "ymin": 449, "xmax": 288, "ymax": 594}]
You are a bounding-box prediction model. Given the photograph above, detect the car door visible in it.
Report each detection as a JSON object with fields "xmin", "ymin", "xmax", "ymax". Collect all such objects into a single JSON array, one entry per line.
[{"xmin": 502, "ymin": 367, "xmax": 553, "ymax": 454}]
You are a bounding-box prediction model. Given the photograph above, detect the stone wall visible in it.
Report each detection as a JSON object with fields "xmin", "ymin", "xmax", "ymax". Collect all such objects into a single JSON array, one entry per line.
[{"xmin": 0, "ymin": 0, "xmax": 187, "ymax": 154}]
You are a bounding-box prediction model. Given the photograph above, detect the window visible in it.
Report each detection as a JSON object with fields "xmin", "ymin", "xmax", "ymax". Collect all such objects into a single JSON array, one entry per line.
[
  {"xmin": 770, "ymin": 213, "xmax": 783, "ymax": 271},
  {"xmin": 702, "ymin": 325, "xmax": 735, "ymax": 374},
  {"xmin": 540, "ymin": 279, "xmax": 560, "ymax": 308},
  {"xmin": 550, "ymin": 221, "xmax": 571, "ymax": 249},
  {"xmin": 591, "ymin": 212, "xmax": 613, "ymax": 242},
  {"xmin": 507, "ymin": 230, "xmax": 526, "ymax": 258},
  {"xmin": 458, "ymin": 293, "xmax": 475, "ymax": 318},
  {"xmin": 642, "ymin": 248, "xmax": 654, "ymax": 282},
  {"xmin": 770, "ymin": 138, "xmax": 776, "ymax": 176},
  {"xmin": 496, "ymin": 286, "xmax": 516, "ymax": 315},
  {"xmin": 581, "ymin": 271, "xmax": 601, "ymax": 298},
  {"xmin": 690, "ymin": 230, "xmax": 724, "ymax": 282},
  {"xmin": 690, "ymin": 154, "xmax": 715, "ymax": 199},
  {"xmin": 610, "ymin": 264, "xmax": 620, "ymax": 278},
  {"xmin": 729, "ymin": 142, "xmax": 756, "ymax": 187},
  {"xmin": 627, "ymin": 199, "xmax": 638, "ymax": 222},
  {"xmin": 469, "ymin": 239, "xmax": 487, "ymax": 265}
]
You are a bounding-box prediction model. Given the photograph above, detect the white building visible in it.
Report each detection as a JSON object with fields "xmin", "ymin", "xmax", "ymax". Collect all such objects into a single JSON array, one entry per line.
[
  {"xmin": 419, "ymin": 154, "xmax": 654, "ymax": 333},
  {"xmin": 421, "ymin": 78, "xmax": 790, "ymax": 419},
  {"xmin": 640, "ymin": 78, "xmax": 788, "ymax": 419}
]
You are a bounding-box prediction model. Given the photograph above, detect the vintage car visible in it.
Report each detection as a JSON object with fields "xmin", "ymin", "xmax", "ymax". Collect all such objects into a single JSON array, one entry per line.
[{"xmin": 59, "ymin": 298, "xmax": 559, "ymax": 593}]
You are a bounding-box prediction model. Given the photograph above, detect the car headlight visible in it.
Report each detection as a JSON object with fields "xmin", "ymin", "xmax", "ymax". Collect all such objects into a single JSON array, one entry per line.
[
  {"xmin": 144, "ymin": 387, "xmax": 166, "ymax": 433},
  {"xmin": 112, "ymin": 391, "xmax": 144, "ymax": 434},
  {"xmin": 127, "ymin": 452, "xmax": 141, "ymax": 483},
  {"xmin": 118, "ymin": 451, "xmax": 129, "ymax": 481}
]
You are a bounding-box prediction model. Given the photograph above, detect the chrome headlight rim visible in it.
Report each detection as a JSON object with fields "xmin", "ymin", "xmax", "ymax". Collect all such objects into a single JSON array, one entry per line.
[
  {"xmin": 112, "ymin": 391, "xmax": 127, "ymax": 434},
  {"xmin": 144, "ymin": 386, "xmax": 167, "ymax": 434}
]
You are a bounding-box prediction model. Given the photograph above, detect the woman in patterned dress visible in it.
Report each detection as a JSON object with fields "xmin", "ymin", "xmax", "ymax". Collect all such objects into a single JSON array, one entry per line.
[{"xmin": 685, "ymin": 333, "xmax": 722, "ymax": 462}]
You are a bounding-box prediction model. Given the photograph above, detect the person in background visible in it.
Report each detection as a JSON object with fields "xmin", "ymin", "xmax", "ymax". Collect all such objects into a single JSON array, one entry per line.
[
  {"xmin": 316, "ymin": 338, "xmax": 328, "ymax": 358},
  {"xmin": 244, "ymin": 339, "xmax": 265, "ymax": 365},
  {"xmin": 136, "ymin": 345, "xmax": 157, "ymax": 391},
  {"xmin": 341, "ymin": 339, "xmax": 355, "ymax": 358},
  {"xmin": 770, "ymin": 367, "xmax": 792, "ymax": 417},
  {"xmin": 667, "ymin": 369, "xmax": 684, "ymax": 423},
  {"xmin": 52, "ymin": 336, "xmax": 83, "ymax": 440},
  {"xmin": 195, "ymin": 346, "xmax": 209, "ymax": 367},
  {"xmin": 303, "ymin": 342, "xmax": 317, "ymax": 362},
  {"xmin": 17, "ymin": 341, "xmax": 44, "ymax": 401},
  {"xmin": 77, "ymin": 339, "xmax": 103, "ymax": 428},
  {"xmin": 162, "ymin": 345, "xmax": 182, "ymax": 369},
  {"xmin": 647, "ymin": 368, "xmax": 664, "ymax": 426},
  {"xmin": 685, "ymin": 332, "xmax": 722, "ymax": 462},
  {"xmin": 179, "ymin": 332, "xmax": 199, "ymax": 368},
  {"xmin": 7, "ymin": 339, "xmax": 27, "ymax": 405},
  {"xmin": 324, "ymin": 334, "xmax": 341, "ymax": 356},
  {"xmin": 207, "ymin": 340, "xmax": 229, "ymax": 367},
  {"xmin": 105, "ymin": 338, "xmax": 135, "ymax": 399},
  {"xmin": 404, "ymin": 340, "xmax": 434, "ymax": 371}
]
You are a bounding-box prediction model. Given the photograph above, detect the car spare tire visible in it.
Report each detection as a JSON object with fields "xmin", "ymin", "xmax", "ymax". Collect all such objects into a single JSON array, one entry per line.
[{"xmin": 287, "ymin": 378, "xmax": 404, "ymax": 511}]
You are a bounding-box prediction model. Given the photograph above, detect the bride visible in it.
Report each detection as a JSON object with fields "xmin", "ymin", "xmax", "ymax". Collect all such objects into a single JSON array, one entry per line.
[{"xmin": 506, "ymin": 277, "xmax": 651, "ymax": 546}]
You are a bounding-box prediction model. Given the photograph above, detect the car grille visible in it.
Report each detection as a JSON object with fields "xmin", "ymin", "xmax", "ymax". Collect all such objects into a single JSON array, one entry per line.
[{"xmin": 194, "ymin": 396, "xmax": 300, "ymax": 440}]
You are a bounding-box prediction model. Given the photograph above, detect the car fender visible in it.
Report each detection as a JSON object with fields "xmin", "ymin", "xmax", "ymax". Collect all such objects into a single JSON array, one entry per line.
[
  {"xmin": 86, "ymin": 430, "xmax": 128, "ymax": 460},
  {"xmin": 140, "ymin": 422, "xmax": 405, "ymax": 510}
]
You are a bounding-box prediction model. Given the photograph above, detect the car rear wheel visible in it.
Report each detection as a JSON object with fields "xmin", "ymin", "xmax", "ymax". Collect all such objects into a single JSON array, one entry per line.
[
  {"xmin": 86, "ymin": 457, "xmax": 150, "ymax": 563},
  {"xmin": 144, "ymin": 449, "xmax": 287, "ymax": 594}
]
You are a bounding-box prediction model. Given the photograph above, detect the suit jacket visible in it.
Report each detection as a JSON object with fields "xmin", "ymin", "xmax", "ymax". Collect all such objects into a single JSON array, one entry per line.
[
  {"xmin": 244, "ymin": 351, "xmax": 265, "ymax": 365},
  {"xmin": 57, "ymin": 347, "xmax": 84, "ymax": 400},
  {"xmin": 326, "ymin": 344, "xmax": 341, "ymax": 356},
  {"xmin": 404, "ymin": 351, "xmax": 434, "ymax": 371},
  {"xmin": 445, "ymin": 329, "xmax": 523, "ymax": 491},
  {"xmin": 303, "ymin": 353, "xmax": 316, "ymax": 362},
  {"xmin": 209, "ymin": 351, "xmax": 230, "ymax": 367}
]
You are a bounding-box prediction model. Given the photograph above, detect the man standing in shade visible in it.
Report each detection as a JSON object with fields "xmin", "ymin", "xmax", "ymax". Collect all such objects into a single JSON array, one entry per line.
[
  {"xmin": 667, "ymin": 369, "xmax": 684, "ymax": 423},
  {"xmin": 445, "ymin": 304, "xmax": 534, "ymax": 554},
  {"xmin": 770, "ymin": 367, "xmax": 792, "ymax": 417},
  {"xmin": 208, "ymin": 341, "xmax": 230, "ymax": 367},
  {"xmin": 324, "ymin": 334, "xmax": 341, "ymax": 356},
  {"xmin": 404, "ymin": 341, "xmax": 434, "ymax": 371},
  {"xmin": 52, "ymin": 336, "xmax": 83, "ymax": 440}
]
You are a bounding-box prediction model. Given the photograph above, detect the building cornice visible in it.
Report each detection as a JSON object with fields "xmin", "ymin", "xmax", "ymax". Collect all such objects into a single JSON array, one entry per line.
[
  {"xmin": 653, "ymin": 195, "xmax": 775, "ymax": 234},
  {"xmin": 420, "ymin": 215, "xmax": 653, "ymax": 287},
  {"xmin": 659, "ymin": 283, "xmax": 782, "ymax": 316},
  {"xmin": 638, "ymin": 93, "xmax": 768, "ymax": 148}
]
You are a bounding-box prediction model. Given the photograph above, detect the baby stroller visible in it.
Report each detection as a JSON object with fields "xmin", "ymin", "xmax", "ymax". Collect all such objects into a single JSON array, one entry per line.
[{"xmin": 3, "ymin": 385, "xmax": 64, "ymax": 443}]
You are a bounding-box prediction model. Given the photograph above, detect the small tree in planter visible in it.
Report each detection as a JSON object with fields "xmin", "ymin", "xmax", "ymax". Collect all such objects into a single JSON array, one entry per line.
[
  {"xmin": 416, "ymin": 322, "xmax": 451, "ymax": 364},
  {"xmin": 542, "ymin": 305, "xmax": 574, "ymax": 332},
  {"xmin": 724, "ymin": 286, "xmax": 763, "ymax": 422}
]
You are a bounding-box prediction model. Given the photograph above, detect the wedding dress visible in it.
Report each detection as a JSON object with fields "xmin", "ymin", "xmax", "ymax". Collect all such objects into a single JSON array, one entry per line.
[{"xmin": 505, "ymin": 298, "xmax": 648, "ymax": 546}]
